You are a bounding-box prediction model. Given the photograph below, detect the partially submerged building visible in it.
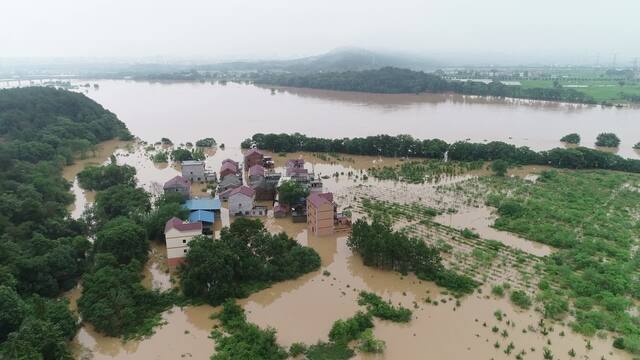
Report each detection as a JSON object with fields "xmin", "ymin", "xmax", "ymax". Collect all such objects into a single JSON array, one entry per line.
[
  {"xmin": 307, "ymin": 192, "xmax": 336, "ymax": 236},
  {"xmin": 181, "ymin": 160, "xmax": 216, "ymax": 183},
  {"xmin": 306, "ymin": 192, "xmax": 351, "ymax": 236},
  {"xmin": 227, "ymin": 185, "xmax": 266, "ymax": 216},
  {"xmin": 163, "ymin": 175, "xmax": 191, "ymax": 200},
  {"xmin": 217, "ymin": 174, "xmax": 242, "ymax": 194},
  {"xmin": 164, "ymin": 217, "xmax": 203, "ymax": 266},
  {"xmin": 244, "ymin": 148, "xmax": 264, "ymax": 170},
  {"xmin": 220, "ymin": 159, "xmax": 241, "ymax": 179}
]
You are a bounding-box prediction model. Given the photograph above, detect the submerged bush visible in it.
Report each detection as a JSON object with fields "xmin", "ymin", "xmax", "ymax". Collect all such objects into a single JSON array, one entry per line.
[
  {"xmin": 595, "ymin": 132, "xmax": 620, "ymax": 147},
  {"xmin": 358, "ymin": 291, "xmax": 412, "ymax": 322},
  {"xmin": 509, "ymin": 290, "xmax": 532, "ymax": 309},
  {"xmin": 560, "ymin": 133, "xmax": 581, "ymax": 144}
]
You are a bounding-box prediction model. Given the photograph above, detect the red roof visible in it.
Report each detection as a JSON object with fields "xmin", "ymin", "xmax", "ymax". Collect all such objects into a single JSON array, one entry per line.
[
  {"xmin": 307, "ymin": 192, "xmax": 334, "ymax": 208},
  {"xmin": 244, "ymin": 148, "xmax": 264, "ymax": 159},
  {"xmin": 227, "ymin": 185, "xmax": 255, "ymax": 198},
  {"xmin": 164, "ymin": 217, "xmax": 202, "ymax": 233},
  {"xmin": 249, "ymin": 164, "xmax": 265, "ymax": 177},
  {"xmin": 220, "ymin": 161, "xmax": 238, "ymax": 173},
  {"xmin": 222, "ymin": 158, "xmax": 238, "ymax": 166},
  {"xmin": 163, "ymin": 175, "xmax": 191, "ymax": 190}
]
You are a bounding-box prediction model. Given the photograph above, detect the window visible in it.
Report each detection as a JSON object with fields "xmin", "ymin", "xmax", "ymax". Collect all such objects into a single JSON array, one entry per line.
[
  {"xmin": 182, "ymin": 239, "xmax": 186, "ymax": 243},
  {"xmin": 183, "ymin": 249, "xmax": 187, "ymax": 253}
]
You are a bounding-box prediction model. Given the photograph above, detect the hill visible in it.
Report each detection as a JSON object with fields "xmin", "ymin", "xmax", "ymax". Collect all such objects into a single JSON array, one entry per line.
[{"xmin": 204, "ymin": 47, "xmax": 439, "ymax": 73}]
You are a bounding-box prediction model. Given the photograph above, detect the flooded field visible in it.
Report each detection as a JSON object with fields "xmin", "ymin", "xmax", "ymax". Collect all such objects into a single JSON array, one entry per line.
[
  {"xmin": 65, "ymin": 145, "xmax": 632, "ymax": 359},
  {"xmin": 58, "ymin": 80, "xmax": 640, "ymax": 359}
]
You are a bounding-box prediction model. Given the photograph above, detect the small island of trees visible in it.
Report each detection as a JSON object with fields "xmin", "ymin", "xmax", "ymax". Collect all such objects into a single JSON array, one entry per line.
[
  {"xmin": 595, "ymin": 132, "xmax": 621, "ymax": 147},
  {"xmin": 560, "ymin": 133, "xmax": 581, "ymax": 144}
]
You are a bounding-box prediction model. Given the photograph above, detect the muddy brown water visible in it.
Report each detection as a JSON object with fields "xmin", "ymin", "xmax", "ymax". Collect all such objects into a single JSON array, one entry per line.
[
  {"xmin": 59, "ymin": 80, "xmax": 640, "ymax": 359},
  {"xmin": 66, "ymin": 148, "xmax": 629, "ymax": 359},
  {"xmin": 77, "ymin": 80, "xmax": 640, "ymax": 159}
]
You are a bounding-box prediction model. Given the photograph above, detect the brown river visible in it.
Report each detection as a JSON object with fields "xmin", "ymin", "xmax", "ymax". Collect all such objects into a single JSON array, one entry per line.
[{"xmin": 61, "ymin": 80, "xmax": 637, "ymax": 359}]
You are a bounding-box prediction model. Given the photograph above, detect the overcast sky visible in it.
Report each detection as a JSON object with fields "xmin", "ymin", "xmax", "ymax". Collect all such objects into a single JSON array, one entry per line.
[{"xmin": 1, "ymin": 0, "xmax": 638, "ymax": 65}]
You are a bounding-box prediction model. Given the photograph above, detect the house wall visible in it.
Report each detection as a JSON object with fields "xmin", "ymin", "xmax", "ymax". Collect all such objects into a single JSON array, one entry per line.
[
  {"xmin": 182, "ymin": 164, "xmax": 205, "ymax": 182},
  {"xmin": 245, "ymin": 154, "xmax": 263, "ymax": 169},
  {"xmin": 165, "ymin": 228, "xmax": 202, "ymax": 262},
  {"xmin": 164, "ymin": 186, "xmax": 190, "ymax": 200},
  {"xmin": 229, "ymin": 193, "xmax": 254, "ymax": 216},
  {"xmin": 307, "ymin": 201, "xmax": 334, "ymax": 236}
]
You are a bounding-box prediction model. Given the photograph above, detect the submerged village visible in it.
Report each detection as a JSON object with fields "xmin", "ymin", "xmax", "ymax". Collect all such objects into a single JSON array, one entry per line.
[
  {"xmin": 62, "ymin": 131, "xmax": 639, "ymax": 360},
  {"xmin": 162, "ymin": 146, "xmax": 352, "ymax": 266}
]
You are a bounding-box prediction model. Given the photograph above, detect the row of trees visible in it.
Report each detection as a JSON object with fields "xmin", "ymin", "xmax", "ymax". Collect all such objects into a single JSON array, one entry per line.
[
  {"xmin": 348, "ymin": 219, "xmax": 477, "ymax": 294},
  {"xmin": 0, "ymin": 87, "xmax": 132, "ymax": 358},
  {"xmin": 255, "ymin": 67, "xmax": 597, "ymax": 104},
  {"xmin": 179, "ymin": 218, "xmax": 321, "ymax": 305},
  {"xmin": 561, "ymin": 132, "xmax": 624, "ymax": 148},
  {"xmin": 244, "ymin": 132, "xmax": 640, "ymax": 174},
  {"xmin": 242, "ymin": 133, "xmax": 449, "ymax": 158}
]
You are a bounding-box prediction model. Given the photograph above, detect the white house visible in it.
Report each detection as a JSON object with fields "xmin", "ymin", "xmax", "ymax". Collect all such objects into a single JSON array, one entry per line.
[
  {"xmin": 227, "ymin": 185, "xmax": 265, "ymax": 216},
  {"xmin": 164, "ymin": 217, "xmax": 203, "ymax": 265}
]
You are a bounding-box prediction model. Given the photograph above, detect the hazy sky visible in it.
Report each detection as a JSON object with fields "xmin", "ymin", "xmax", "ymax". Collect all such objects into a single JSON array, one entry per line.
[{"xmin": 1, "ymin": 0, "xmax": 638, "ymax": 64}]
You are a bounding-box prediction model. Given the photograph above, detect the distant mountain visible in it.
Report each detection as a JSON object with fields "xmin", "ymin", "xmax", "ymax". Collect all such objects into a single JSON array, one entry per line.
[{"xmin": 202, "ymin": 48, "xmax": 440, "ymax": 73}]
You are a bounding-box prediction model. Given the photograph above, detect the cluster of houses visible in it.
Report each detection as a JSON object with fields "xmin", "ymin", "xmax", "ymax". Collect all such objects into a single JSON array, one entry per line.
[{"xmin": 161, "ymin": 148, "xmax": 351, "ymax": 266}]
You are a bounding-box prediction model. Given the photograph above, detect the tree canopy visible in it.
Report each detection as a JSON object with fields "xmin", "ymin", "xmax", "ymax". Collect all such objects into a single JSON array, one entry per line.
[
  {"xmin": 179, "ymin": 218, "xmax": 321, "ymax": 305},
  {"xmin": 560, "ymin": 133, "xmax": 581, "ymax": 144},
  {"xmin": 256, "ymin": 67, "xmax": 597, "ymax": 104},
  {"xmin": 277, "ymin": 180, "xmax": 309, "ymax": 206},
  {"xmin": 595, "ymin": 133, "xmax": 621, "ymax": 148},
  {"xmin": 77, "ymin": 163, "xmax": 136, "ymax": 191},
  {"xmin": 0, "ymin": 87, "xmax": 130, "ymax": 357}
]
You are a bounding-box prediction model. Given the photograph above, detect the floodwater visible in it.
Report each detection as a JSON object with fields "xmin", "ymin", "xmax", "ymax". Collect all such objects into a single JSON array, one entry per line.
[
  {"xmin": 78, "ymin": 80, "xmax": 640, "ymax": 159},
  {"xmin": 59, "ymin": 80, "xmax": 640, "ymax": 359}
]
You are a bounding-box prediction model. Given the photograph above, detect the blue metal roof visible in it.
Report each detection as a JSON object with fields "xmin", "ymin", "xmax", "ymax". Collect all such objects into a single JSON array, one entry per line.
[
  {"xmin": 184, "ymin": 197, "xmax": 221, "ymax": 211},
  {"xmin": 188, "ymin": 210, "xmax": 215, "ymax": 223}
]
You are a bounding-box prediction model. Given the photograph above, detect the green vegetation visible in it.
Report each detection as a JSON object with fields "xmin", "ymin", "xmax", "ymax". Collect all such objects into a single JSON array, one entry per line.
[
  {"xmin": 143, "ymin": 193, "xmax": 189, "ymax": 240},
  {"xmin": 360, "ymin": 198, "xmax": 440, "ymax": 223},
  {"xmin": 491, "ymin": 159, "xmax": 509, "ymax": 177},
  {"xmin": 491, "ymin": 284, "xmax": 505, "ymax": 297},
  {"xmin": 368, "ymin": 160, "xmax": 483, "ymax": 183},
  {"xmin": 509, "ymin": 290, "xmax": 532, "ymax": 309},
  {"xmin": 560, "ymin": 133, "xmax": 581, "ymax": 145},
  {"xmin": 277, "ymin": 179, "xmax": 310, "ymax": 206},
  {"xmin": 78, "ymin": 162, "xmax": 136, "ymax": 191},
  {"xmin": 179, "ymin": 218, "xmax": 321, "ymax": 305},
  {"xmin": 151, "ymin": 151, "xmax": 168, "ymax": 163},
  {"xmin": 478, "ymin": 170, "xmax": 640, "ymax": 354},
  {"xmin": 244, "ymin": 133, "xmax": 640, "ymax": 173},
  {"xmin": 93, "ymin": 217, "xmax": 148, "ymax": 265},
  {"xmin": 521, "ymin": 78, "xmax": 640, "ymax": 104},
  {"xmin": 358, "ymin": 328, "xmax": 385, "ymax": 353},
  {"xmin": 306, "ymin": 341, "xmax": 354, "ymax": 360},
  {"xmin": 195, "ymin": 137, "xmax": 216, "ymax": 147},
  {"xmin": 595, "ymin": 132, "xmax": 621, "ymax": 147},
  {"xmin": 78, "ymin": 256, "xmax": 174, "ymax": 338},
  {"xmin": 634, "ymin": 142, "xmax": 640, "ymax": 150},
  {"xmin": 328, "ymin": 312, "xmax": 374, "ymax": 344},
  {"xmin": 256, "ymin": 67, "xmax": 597, "ymax": 104},
  {"xmin": 348, "ymin": 218, "xmax": 477, "ymax": 294},
  {"xmin": 357, "ymin": 291, "xmax": 412, "ymax": 322},
  {"xmin": 92, "ymin": 184, "xmax": 151, "ymax": 222},
  {"xmin": 0, "ymin": 87, "xmax": 131, "ymax": 357},
  {"xmin": 170, "ymin": 147, "xmax": 205, "ymax": 162},
  {"xmin": 77, "ymin": 163, "xmax": 180, "ymax": 339},
  {"xmin": 211, "ymin": 299, "xmax": 288, "ymax": 360}
]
